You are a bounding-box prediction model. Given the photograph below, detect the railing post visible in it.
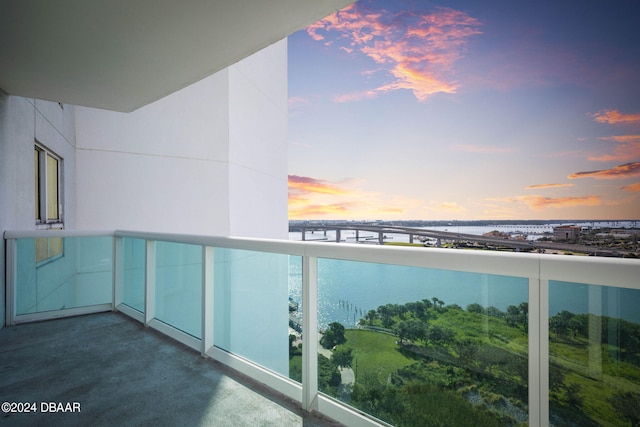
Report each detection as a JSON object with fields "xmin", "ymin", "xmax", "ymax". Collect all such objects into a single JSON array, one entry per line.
[
  {"xmin": 528, "ymin": 276, "xmax": 540, "ymax": 427},
  {"xmin": 144, "ymin": 240, "xmax": 156, "ymax": 325},
  {"xmin": 113, "ymin": 236, "xmax": 123, "ymax": 310},
  {"xmin": 201, "ymin": 246, "xmax": 214, "ymax": 357},
  {"xmin": 302, "ymin": 255, "xmax": 318, "ymax": 411},
  {"xmin": 5, "ymin": 237, "xmax": 16, "ymax": 326},
  {"xmin": 540, "ymin": 278, "xmax": 550, "ymax": 427}
]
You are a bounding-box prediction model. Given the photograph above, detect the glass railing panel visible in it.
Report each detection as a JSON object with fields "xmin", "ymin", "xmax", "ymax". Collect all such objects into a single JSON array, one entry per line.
[
  {"xmin": 213, "ymin": 248, "xmax": 290, "ymax": 378},
  {"xmin": 288, "ymin": 255, "xmax": 303, "ymax": 383},
  {"xmin": 154, "ymin": 241, "xmax": 202, "ymax": 338},
  {"xmin": 15, "ymin": 236, "xmax": 112, "ymax": 315},
  {"xmin": 121, "ymin": 237, "xmax": 145, "ymax": 313},
  {"xmin": 317, "ymin": 258, "xmax": 529, "ymax": 427},
  {"xmin": 549, "ymin": 280, "xmax": 640, "ymax": 426}
]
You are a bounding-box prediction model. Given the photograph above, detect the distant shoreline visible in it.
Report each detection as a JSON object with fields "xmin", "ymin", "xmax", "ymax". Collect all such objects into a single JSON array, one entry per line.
[{"xmin": 290, "ymin": 219, "xmax": 639, "ymax": 228}]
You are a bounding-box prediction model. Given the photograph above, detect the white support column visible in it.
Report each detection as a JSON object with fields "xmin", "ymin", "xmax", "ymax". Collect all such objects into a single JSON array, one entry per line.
[
  {"xmin": 5, "ymin": 238, "xmax": 16, "ymax": 326},
  {"xmin": 113, "ymin": 237, "xmax": 123, "ymax": 309},
  {"xmin": 540, "ymin": 278, "xmax": 550, "ymax": 427},
  {"xmin": 528, "ymin": 276, "xmax": 541, "ymax": 427},
  {"xmin": 145, "ymin": 240, "xmax": 156, "ymax": 325},
  {"xmin": 302, "ymin": 255, "xmax": 318, "ymax": 411},
  {"xmin": 201, "ymin": 246, "xmax": 214, "ymax": 357}
]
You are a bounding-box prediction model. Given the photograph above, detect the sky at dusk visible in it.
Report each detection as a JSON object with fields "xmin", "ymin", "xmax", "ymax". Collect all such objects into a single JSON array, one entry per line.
[{"xmin": 287, "ymin": 0, "xmax": 640, "ymax": 221}]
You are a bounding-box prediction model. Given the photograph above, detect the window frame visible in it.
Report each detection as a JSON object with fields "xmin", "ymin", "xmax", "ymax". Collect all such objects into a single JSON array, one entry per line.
[{"xmin": 34, "ymin": 144, "xmax": 63, "ymax": 227}]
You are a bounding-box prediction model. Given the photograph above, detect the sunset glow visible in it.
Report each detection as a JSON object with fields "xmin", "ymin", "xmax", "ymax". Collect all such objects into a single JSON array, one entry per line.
[{"xmin": 289, "ymin": 0, "xmax": 640, "ymax": 220}]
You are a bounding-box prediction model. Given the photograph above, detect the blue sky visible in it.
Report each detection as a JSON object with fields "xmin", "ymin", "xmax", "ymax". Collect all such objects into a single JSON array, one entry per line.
[{"xmin": 287, "ymin": 0, "xmax": 640, "ymax": 220}]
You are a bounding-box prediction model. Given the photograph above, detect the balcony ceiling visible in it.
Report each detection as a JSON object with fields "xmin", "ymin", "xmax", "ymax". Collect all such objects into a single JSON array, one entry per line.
[{"xmin": 0, "ymin": 0, "xmax": 352, "ymax": 112}]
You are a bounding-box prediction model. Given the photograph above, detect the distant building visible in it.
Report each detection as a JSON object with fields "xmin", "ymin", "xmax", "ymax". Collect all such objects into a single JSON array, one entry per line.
[{"xmin": 553, "ymin": 225, "xmax": 581, "ymax": 241}]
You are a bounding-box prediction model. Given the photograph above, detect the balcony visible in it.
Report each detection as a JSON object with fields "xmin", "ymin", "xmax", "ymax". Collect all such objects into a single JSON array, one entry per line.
[
  {"xmin": 3, "ymin": 229, "xmax": 639, "ymax": 426},
  {"xmin": 0, "ymin": 311, "xmax": 337, "ymax": 426}
]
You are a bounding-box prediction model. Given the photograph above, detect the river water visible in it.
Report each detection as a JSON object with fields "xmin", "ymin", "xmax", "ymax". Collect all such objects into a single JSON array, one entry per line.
[{"xmin": 288, "ymin": 221, "xmax": 640, "ymax": 327}]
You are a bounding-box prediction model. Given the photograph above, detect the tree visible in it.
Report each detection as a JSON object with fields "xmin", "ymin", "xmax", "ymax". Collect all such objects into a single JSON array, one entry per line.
[
  {"xmin": 519, "ymin": 302, "xmax": 529, "ymax": 331},
  {"xmin": 320, "ymin": 322, "xmax": 346, "ymax": 349},
  {"xmin": 377, "ymin": 304, "xmax": 396, "ymax": 328},
  {"xmin": 427, "ymin": 325, "xmax": 454, "ymax": 346},
  {"xmin": 422, "ymin": 299, "xmax": 433, "ymax": 309},
  {"xmin": 413, "ymin": 301, "xmax": 427, "ymax": 320},
  {"xmin": 455, "ymin": 338, "xmax": 478, "ymax": 366},
  {"xmin": 394, "ymin": 322, "xmax": 406, "ymax": 344},
  {"xmin": 396, "ymin": 319, "xmax": 427, "ymax": 344},
  {"xmin": 318, "ymin": 353, "xmax": 341, "ymax": 394},
  {"xmin": 565, "ymin": 383, "xmax": 584, "ymax": 408},
  {"xmin": 467, "ymin": 303, "xmax": 484, "ymax": 314},
  {"xmin": 486, "ymin": 306, "xmax": 504, "ymax": 319},
  {"xmin": 549, "ymin": 366, "xmax": 565, "ymax": 393},
  {"xmin": 332, "ymin": 347, "xmax": 353, "ymax": 369},
  {"xmin": 506, "ymin": 305, "xmax": 520, "ymax": 327},
  {"xmin": 550, "ymin": 310, "xmax": 575, "ymax": 338},
  {"xmin": 609, "ymin": 391, "xmax": 640, "ymax": 427},
  {"xmin": 366, "ymin": 309, "xmax": 377, "ymax": 326},
  {"xmin": 568, "ymin": 317, "xmax": 582, "ymax": 338}
]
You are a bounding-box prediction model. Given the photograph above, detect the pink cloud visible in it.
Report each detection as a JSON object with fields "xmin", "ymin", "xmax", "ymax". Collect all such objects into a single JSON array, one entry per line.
[
  {"xmin": 287, "ymin": 174, "xmax": 428, "ymax": 219},
  {"xmin": 288, "ymin": 96, "xmax": 310, "ymax": 109},
  {"xmin": 332, "ymin": 90, "xmax": 378, "ymax": 103},
  {"xmin": 523, "ymin": 195, "xmax": 601, "ymax": 210},
  {"xmin": 494, "ymin": 195, "xmax": 601, "ymax": 211},
  {"xmin": 525, "ymin": 183, "xmax": 574, "ymax": 190},
  {"xmin": 568, "ymin": 162, "xmax": 640, "ymax": 180},
  {"xmin": 306, "ymin": 3, "xmax": 482, "ymax": 102},
  {"xmin": 288, "ymin": 175, "xmax": 352, "ymax": 196},
  {"xmin": 622, "ymin": 182, "xmax": 640, "ymax": 192},
  {"xmin": 592, "ymin": 110, "xmax": 640, "ymax": 125},
  {"xmin": 589, "ymin": 135, "xmax": 640, "ymax": 162}
]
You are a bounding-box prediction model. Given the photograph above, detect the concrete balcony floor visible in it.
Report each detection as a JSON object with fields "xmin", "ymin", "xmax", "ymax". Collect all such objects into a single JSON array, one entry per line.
[{"xmin": 0, "ymin": 312, "xmax": 341, "ymax": 427}]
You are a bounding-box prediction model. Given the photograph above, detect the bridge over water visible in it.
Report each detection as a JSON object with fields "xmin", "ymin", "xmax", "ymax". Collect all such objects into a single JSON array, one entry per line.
[{"xmin": 289, "ymin": 223, "xmax": 621, "ymax": 256}]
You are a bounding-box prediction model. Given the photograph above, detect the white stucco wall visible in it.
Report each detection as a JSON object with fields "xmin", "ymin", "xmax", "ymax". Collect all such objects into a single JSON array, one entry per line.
[
  {"xmin": 0, "ymin": 94, "xmax": 77, "ymax": 328},
  {"xmin": 74, "ymin": 69, "xmax": 232, "ymax": 235},
  {"xmin": 75, "ymin": 39, "xmax": 288, "ymax": 238},
  {"xmin": 228, "ymin": 39, "xmax": 288, "ymax": 239}
]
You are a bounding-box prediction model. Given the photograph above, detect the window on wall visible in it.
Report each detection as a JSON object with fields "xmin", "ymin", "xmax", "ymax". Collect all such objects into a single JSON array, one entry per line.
[
  {"xmin": 34, "ymin": 145, "xmax": 62, "ymax": 225},
  {"xmin": 35, "ymin": 144, "xmax": 63, "ymax": 263}
]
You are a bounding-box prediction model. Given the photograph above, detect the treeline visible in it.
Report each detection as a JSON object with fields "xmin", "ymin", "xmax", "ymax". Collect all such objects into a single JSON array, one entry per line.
[
  {"xmin": 550, "ymin": 310, "xmax": 640, "ymax": 364},
  {"xmin": 360, "ymin": 298, "xmax": 529, "ymax": 337}
]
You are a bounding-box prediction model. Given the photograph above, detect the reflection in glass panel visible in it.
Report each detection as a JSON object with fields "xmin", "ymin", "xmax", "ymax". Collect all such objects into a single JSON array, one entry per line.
[
  {"xmin": 16, "ymin": 237, "xmax": 112, "ymax": 315},
  {"xmin": 122, "ymin": 237, "xmax": 145, "ymax": 313},
  {"xmin": 214, "ymin": 248, "xmax": 289, "ymax": 377},
  {"xmin": 549, "ymin": 281, "xmax": 640, "ymax": 426},
  {"xmin": 46, "ymin": 154, "xmax": 58, "ymax": 220},
  {"xmin": 35, "ymin": 237, "xmax": 63, "ymax": 264},
  {"xmin": 154, "ymin": 241, "xmax": 201, "ymax": 338},
  {"xmin": 317, "ymin": 258, "xmax": 529, "ymax": 427},
  {"xmin": 288, "ymin": 256, "xmax": 303, "ymax": 383},
  {"xmin": 35, "ymin": 237, "xmax": 48, "ymax": 263}
]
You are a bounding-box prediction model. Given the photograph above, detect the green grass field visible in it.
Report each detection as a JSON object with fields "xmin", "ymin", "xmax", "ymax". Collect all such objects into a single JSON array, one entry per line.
[
  {"xmin": 338, "ymin": 329, "xmax": 414, "ymax": 383},
  {"xmin": 290, "ymin": 301, "xmax": 640, "ymax": 426}
]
